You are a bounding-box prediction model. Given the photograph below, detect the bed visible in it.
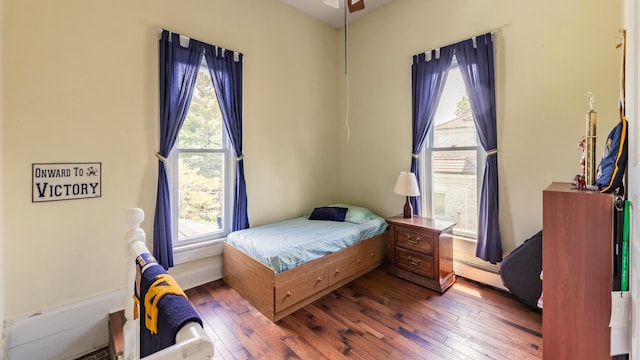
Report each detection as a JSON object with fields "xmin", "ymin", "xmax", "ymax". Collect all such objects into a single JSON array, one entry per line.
[
  {"xmin": 123, "ymin": 208, "xmax": 214, "ymax": 360},
  {"xmin": 223, "ymin": 204, "xmax": 389, "ymax": 322}
]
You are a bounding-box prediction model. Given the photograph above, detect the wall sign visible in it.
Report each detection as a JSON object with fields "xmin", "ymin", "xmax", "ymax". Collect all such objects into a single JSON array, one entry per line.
[{"xmin": 32, "ymin": 162, "xmax": 101, "ymax": 202}]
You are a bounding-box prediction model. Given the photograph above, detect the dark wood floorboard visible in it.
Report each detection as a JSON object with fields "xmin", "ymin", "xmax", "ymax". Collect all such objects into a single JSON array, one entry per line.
[{"xmin": 185, "ymin": 267, "xmax": 542, "ymax": 360}]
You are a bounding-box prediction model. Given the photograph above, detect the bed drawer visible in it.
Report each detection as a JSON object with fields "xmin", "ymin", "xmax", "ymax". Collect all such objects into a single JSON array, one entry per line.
[
  {"xmin": 328, "ymin": 244, "xmax": 366, "ymax": 285},
  {"xmin": 275, "ymin": 267, "xmax": 328, "ymax": 312},
  {"xmin": 394, "ymin": 228, "xmax": 434, "ymax": 255},
  {"xmin": 364, "ymin": 234, "xmax": 388, "ymax": 267},
  {"xmin": 394, "ymin": 248, "xmax": 433, "ymax": 278}
]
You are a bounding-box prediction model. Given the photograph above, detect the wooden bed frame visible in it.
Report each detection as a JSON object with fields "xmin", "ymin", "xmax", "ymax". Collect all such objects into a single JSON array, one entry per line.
[{"xmin": 223, "ymin": 232, "xmax": 389, "ymax": 322}]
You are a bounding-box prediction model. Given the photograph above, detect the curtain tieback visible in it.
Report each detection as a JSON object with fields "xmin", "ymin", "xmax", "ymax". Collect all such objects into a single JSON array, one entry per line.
[
  {"xmin": 412, "ymin": 153, "xmax": 419, "ymax": 159},
  {"xmin": 155, "ymin": 153, "xmax": 167, "ymax": 162},
  {"xmin": 486, "ymin": 148, "xmax": 498, "ymax": 156},
  {"xmin": 237, "ymin": 154, "xmax": 244, "ymax": 161}
]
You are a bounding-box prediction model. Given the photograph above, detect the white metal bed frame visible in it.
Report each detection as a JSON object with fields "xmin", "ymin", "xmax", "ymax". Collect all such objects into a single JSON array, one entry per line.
[{"xmin": 123, "ymin": 208, "xmax": 214, "ymax": 360}]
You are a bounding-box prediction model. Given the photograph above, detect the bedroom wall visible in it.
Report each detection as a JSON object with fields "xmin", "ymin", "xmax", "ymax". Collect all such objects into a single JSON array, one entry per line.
[
  {"xmin": 2, "ymin": 0, "xmax": 338, "ymax": 322},
  {"xmin": 623, "ymin": 0, "xmax": 638, "ymax": 356},
  {"xmin": 337, "ymin": 0, "xmax": 623, "ymax": 255},
  {"xmin": 0, "ymin": 0, "xmax": 5, "ymax": 355}
]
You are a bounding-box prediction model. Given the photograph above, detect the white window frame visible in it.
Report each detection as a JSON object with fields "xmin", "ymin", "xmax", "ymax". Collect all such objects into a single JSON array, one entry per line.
[
  {"xmin": 420, "ymin": 58, "xmax": 485, "ymax": 242},
  {"xmin": 167, "ymin": 56, "xmax": 235, "ymax": 264}
]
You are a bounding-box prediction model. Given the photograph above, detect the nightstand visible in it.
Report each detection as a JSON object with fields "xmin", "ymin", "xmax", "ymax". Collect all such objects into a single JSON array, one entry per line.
[{"xmin": 386, "ymin": 215, "xmax": 456, "ymax": 293}]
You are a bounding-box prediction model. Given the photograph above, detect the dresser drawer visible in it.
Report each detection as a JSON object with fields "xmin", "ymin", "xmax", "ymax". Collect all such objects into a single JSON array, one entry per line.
[
  {"xmin": 394, "ymin": 228, "xmax": 434, "ymax": 254},
  {"xmin": 394, "ymin": 247, "xmax": 433, "ymax": 278}
]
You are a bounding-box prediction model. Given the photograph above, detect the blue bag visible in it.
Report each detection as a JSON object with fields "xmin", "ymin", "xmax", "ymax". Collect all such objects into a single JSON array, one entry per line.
[{"xmin": 595, "ymin": 116, "xmax": 628, "ymax": 193}]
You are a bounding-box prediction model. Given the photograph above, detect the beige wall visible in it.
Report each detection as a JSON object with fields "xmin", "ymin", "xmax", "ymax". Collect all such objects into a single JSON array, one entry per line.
[
  {"xmin": 337, "ymin": 0, "xmax": 623, "ymax": 254},
  {"xmin": 0, "ymin": 0, "xmax": 624, "ymax": 325},
  {"xmin": 2, "ymin": 0, "xmax": 339, "ymax": 319},
  {"xmin": 623, "ymin": 0, "xmax": 639, "ymax": 356},
  {"xmin": 0, "ymin": 0, "xmax": 4, "ymax": 349}
]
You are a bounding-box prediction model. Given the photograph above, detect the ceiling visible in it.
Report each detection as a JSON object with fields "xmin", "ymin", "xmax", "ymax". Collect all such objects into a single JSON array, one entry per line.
[{"xmin": 279, "ymin": 0, "xmax": 396, "ymax": 29}]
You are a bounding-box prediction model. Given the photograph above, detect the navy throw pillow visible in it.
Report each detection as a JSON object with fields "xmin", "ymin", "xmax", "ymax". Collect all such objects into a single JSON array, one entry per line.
[{"xmin": 309, "ymin": 207, "xmax": 348, "ymax": 222}]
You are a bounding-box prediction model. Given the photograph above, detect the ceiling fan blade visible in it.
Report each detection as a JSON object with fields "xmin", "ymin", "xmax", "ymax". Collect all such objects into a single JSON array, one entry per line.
[
  {"xmin": 348, "ymin": 0, "xmax": 365, "ymax": 13},
  {"xmin": 322, "ymin": 0, "xmax": 340, "ymax": 9}
]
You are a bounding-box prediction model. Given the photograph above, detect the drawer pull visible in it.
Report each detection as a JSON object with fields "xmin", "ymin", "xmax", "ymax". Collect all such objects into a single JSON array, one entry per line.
[
  {"xmin": 357, "ymin": 259, "xmax": 362, "ymax": 264},
  {"xmin": 285, "ymin": 291, "xmax": 292, "ymax": 297},
  {"xmin": 316, "ymin": 277, "xmax": 323, "ymax": 283},
  {"xmin": 408, "ymin": 236, "xmax": 421, "ymax": 244},
  {"xmin": 407, "ymin": 256, "xmax": 421, "ymax": 266},
  {"xmin": 335, "ymin": 269, "xmax": 340, "ymax": 274}
]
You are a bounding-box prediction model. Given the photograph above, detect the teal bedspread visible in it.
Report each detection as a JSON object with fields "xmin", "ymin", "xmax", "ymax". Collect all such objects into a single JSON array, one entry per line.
[{"xmin": 226, "ymin": 214, "xmax": 388, "ymax": 274}]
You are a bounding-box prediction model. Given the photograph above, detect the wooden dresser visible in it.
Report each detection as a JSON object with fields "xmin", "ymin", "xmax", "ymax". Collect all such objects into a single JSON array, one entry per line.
[
  {"xmin": 543, "ymin": 182, "xmax": 613, "ymax": 359},
  {"xmin": 386, "ymin": 215, "xmax": 456, "ymax": 293}
]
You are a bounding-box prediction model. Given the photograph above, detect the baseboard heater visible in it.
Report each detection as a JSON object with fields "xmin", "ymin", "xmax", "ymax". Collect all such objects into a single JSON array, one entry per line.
[{"xmin": 454, "ymin": 258, "xmax": 501, "ymax": 274}]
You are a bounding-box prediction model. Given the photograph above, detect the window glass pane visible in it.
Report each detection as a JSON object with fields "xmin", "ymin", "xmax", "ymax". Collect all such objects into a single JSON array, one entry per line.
[
  {"xmin": 433, "ymin": 64, "xmax": 477, "ymax": 148},
  {"xmin": 434, "ymin": 192, "xmax": 446, "ymax": 216},
  {"xmin": 428, "ymin": 56, "xmax": 480, "ymax": 237},
  {"xmin": 178, "ymin": 63, "xmax": 223, "ymax": 150},
  {"xmin": 431, "ymin": 149, "xmax": 478, "ymax": 233},
  {"xmin": 177, "ymin": 152, "xmax": 224, "ymax": 241}
]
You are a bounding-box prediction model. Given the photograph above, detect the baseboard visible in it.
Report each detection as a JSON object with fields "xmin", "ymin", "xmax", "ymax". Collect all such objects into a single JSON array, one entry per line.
[
  {"xmin": 454, "ymin": 259, "xmax": 507, "ymax": 291},
  {"xmin": 5, "ymin": 290, "xmax": 124, "ymax": 360},
  {"xmin": 4, "ymin": 255, "xmax": 222, "ymax": 360},
  {"xmin": 169, "ymin": 254, "xmax": 223, "ymax": 290},
  {"xmin": 2, "ymin": 336, "xmax": 7, "ymax": 360}
]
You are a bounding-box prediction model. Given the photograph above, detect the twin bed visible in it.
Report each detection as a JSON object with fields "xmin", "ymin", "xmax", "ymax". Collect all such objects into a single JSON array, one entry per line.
[{"xmin": 223, "ymin": 204, "xmax": 389, "ymax": 321}]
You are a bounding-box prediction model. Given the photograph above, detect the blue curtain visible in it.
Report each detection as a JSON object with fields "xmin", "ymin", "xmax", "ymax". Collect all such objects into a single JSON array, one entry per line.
[
  {"xmin": 154, "ymin": 31, "xmax": 204, "ymax": 269},
  {"xmin": 202, "ymin": 45, "xmax": 249, "ymax": 231},
  {"xmin": 410, "ymin": 47, "xmax": 454, "ymax": 215},
  {"xmin": 455, "ymin": 34, "xmax": 502, "ymax": 263}
]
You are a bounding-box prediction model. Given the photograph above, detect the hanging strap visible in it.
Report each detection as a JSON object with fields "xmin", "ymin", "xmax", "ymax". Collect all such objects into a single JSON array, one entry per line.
[{"xmin": 621, "ymin": 200, "xmax": 629, "ymax": 291}]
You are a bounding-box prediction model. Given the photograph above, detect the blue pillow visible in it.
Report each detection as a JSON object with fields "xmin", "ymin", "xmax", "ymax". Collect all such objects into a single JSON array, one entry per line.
[
  {"xmin": 309, "ymin": 206, "xmax": 348, "ymax": 221},
  {"xmin": 331, "ymin": 204, "xmax": 376, "ymax": 224}
]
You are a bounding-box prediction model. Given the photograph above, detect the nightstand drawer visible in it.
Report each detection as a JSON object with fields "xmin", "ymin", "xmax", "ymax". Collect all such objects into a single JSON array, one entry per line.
[
  {"xmin": 394, "ymin": 228, "xmax": 434, "ymax": 254},
  {"xmin": 394, "ymin": 248, "xmax": 433, "ymax": 278}
]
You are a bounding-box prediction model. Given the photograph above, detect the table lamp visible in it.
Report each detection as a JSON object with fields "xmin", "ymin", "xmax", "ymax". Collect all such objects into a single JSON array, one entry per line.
[{"xmin": 394, "ymin": 171, "xmax": 420, "ymax": 218}]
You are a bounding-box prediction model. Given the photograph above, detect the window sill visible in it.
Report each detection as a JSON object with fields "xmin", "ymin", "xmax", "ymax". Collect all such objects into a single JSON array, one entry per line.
[{"xmin": 173, "ymin": 238, "xmax": 225, "ymax": 265}]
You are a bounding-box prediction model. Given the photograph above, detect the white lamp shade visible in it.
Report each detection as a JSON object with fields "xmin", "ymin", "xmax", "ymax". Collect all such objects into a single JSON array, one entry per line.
[{"xmin": 394, "ymin": 171, "xmax": 420, "ymax": 196}]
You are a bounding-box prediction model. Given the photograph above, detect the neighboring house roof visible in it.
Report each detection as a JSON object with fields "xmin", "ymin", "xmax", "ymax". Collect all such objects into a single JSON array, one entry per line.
[
  {"xmin": 435, "ymin": 113, "xmax": 474, "ymax": 130},
  {"xmin": 433, "ymin": 158, "xmax": 476, "ymax": 174}
]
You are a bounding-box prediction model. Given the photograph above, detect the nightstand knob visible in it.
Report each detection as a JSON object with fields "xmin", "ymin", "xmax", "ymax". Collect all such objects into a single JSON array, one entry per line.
[
  {"xmin": 405, "ymin": 234, "xmax": 420, "ymax": 244},
  {"xmin": 408, "ymin": 256, "xmax": 421, "ymax": 266}
]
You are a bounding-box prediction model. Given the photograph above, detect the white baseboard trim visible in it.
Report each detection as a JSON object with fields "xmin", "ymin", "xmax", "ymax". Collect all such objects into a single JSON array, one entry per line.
[
  {"xmin": 5, "ymin": 290, "xmax": 124, "ymax": 360},
  {"xmin": 169, "ymin": 254, "xmax": 223, "ymax": 291},
  {"xmin": 4, "ymin": 256, "xmax": 223, "ymax": 360},
  {"xmin": 454, "ymin": 259, "xmax": 507, "ymax": 291},
  {"xmin": 2, "ymin": 336, "xmax": 7, "ymax": 360}
]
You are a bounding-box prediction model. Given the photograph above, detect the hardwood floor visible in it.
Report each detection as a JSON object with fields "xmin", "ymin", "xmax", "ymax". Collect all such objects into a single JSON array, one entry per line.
[{"xmin": 185, "ymin": 267, "xmax": 542, "ymax": 360}]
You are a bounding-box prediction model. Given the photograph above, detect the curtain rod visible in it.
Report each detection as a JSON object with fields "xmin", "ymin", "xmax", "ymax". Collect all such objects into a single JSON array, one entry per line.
[
  {"xmin": 156, "ymin": 27, "xmax": 244, "ymax": 57},
  {"xmin": 412, "ymin": 25, "xmax": 508, "ymax": 58}
]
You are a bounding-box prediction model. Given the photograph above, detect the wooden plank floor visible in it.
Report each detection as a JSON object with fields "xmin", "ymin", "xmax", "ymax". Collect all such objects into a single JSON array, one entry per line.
[{"xmin": 185, "ymin": 267, "xmax": 542, "ymax": 360}]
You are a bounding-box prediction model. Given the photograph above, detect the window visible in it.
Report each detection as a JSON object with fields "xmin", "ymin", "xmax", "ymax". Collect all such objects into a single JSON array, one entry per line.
[
  {"xmin": 422, "ymin": 56, "xmax": 485, "ymax": 240},
  {"xmin": 168, "ymin": 56, "xmax": 233, "ymax": 249}
]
